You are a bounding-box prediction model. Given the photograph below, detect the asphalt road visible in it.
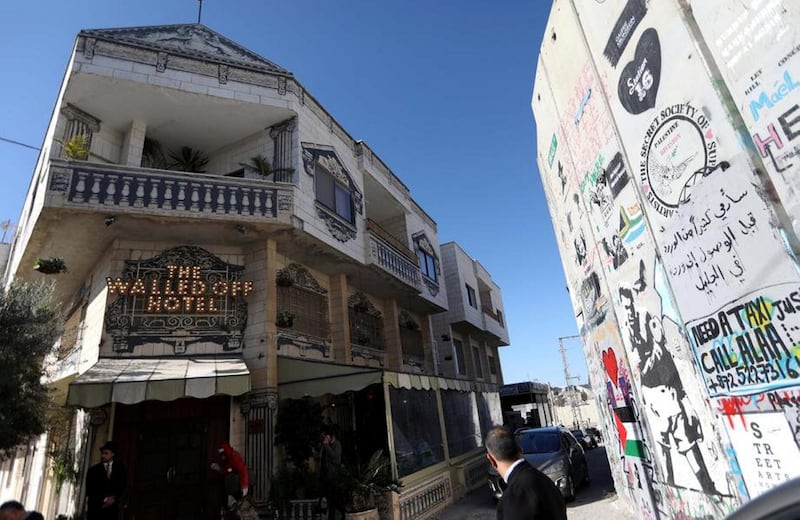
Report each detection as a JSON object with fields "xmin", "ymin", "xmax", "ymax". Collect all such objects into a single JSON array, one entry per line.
[{"xmin": 434, "ymin": 446, "xmax": 636, "ymax": 520}]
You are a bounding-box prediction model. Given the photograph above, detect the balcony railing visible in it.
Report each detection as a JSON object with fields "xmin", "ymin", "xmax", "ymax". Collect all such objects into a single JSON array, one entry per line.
[
  {"xmin": 366, "ymin": 220, "xmax": 420, "ymax": 289},
  {"xmin": 46, "ymin": 160, "xmax": 293, "ymax": 221}
]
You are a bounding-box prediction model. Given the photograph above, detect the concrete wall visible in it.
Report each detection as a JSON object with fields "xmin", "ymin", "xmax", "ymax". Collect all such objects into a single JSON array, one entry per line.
[{"xmin": 533, "ymin": 0, "xmax": 800, "ymax": 518}]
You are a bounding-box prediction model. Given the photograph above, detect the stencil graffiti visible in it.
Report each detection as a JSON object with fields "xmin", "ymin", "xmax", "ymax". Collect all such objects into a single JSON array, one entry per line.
[
  {"xmin": 640, "ymin": 103, "xmax": 718, "ymax": 217},
  {"xmin": 587, "ymin": 319, "xmax": 658, "ymax": 519},
  {"xmin": 619, "ymin": 260, "xmax": 722, "ymax": 494},
  {"xmin": 618, "ymin": 28, "xmax": 661, "ymax": 115},
  {"xmin": 688, "ymin": 283, "xmax": 800, "ymax": 397},
  {"xmin": 602, "ymin": 234, "xmax": 630, "ymax": 270},
  {"xmin": 606, "ymin": 152, "xmax": 630, "ymax": 198},
  {"xmin": 603, "ymin": 0, "xmax": 648, "ymax": 67},
  {"xmin": 580, "ymin": 271, "xmax": 607, "ymax": 329}
]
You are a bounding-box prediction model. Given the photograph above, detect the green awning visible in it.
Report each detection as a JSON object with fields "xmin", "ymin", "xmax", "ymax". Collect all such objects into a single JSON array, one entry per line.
[{"xmin": 277, "ymin": 356, "xmax": 383, "ymax": 399}]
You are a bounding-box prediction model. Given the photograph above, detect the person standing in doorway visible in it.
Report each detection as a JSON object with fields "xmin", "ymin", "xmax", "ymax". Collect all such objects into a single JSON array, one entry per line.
[
  {"xmin": 485, "ymin": 426, "xmax": 567, "ymax": 520},
  {"xmin": 211, "ymin": 442, "xmax": 250, "ymax": 508},
  {"xmin": 85, "ymin": 441, "xmax": 127, "ymax": 520},
  {"xmin": 319, "ymin": 425, "xmax": 343, "ymax": 520}
]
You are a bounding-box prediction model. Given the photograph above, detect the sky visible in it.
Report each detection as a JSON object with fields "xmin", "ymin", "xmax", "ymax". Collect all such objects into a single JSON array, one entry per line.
[{"xmin": 0, "ymin": 0, "xmax": 588, "ymax": 386}]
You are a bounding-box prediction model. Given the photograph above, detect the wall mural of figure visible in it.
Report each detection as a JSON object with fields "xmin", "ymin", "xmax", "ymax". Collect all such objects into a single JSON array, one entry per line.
[{"xmin": 619, "ymin": 259, "xmax": 720, "ymax": 495}]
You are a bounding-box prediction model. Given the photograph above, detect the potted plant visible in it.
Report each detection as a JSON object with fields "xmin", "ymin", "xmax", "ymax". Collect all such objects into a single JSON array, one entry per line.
[
  {"xmin": 276, "ymin": 310, "xmax": 295, "ymax": 328},
  {"xmin": 60, "ymin": 134, "xmax": 90, "ymax": 160},
  {"xmin": 240, "ymin": 154, "xmax": 272, "ymax": 178},
  {"xmin": 34, "ymin": 257, "xmax": 67, "ymax": 274},
  {"xmin": 168, "ymin": 146, "xmax": 209, "ymax": 172},
  {"xmin": 339, "ymin": 450, "xmax": 401, "ymax": 520}
]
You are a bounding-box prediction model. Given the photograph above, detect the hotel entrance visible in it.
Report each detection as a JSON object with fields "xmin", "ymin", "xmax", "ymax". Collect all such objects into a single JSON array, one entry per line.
[{"xmin": 113, "ymin": 396, "xmax": 230, "ymax": 520}]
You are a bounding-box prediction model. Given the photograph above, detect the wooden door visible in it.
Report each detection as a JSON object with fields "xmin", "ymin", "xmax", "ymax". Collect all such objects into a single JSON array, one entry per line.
[{"xmin": 115, "ymin": 397, "xmax": 230, "ymax": 520}]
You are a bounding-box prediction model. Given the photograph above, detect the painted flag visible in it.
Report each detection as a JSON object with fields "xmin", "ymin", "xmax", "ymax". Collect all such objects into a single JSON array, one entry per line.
[{"xmin": 614, "ymin": 406, "xmax": 646, "ymax": 458}]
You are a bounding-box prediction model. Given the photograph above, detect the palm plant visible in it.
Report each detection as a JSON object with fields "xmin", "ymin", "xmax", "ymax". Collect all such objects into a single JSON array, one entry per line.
[
  {"xmin": 168, "ymin": 146, "xmax": 209, "ymax": 172},
  {"xmin": 339, "ymin": 450, "xmax": 401, "ymax": 513},
  {"xmin": 240, "ymin": 154, "xmax": 272, "ymax": 177}
]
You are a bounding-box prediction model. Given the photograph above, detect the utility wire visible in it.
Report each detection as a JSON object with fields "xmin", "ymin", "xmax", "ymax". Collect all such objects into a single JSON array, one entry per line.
[{"xmin": 0, "ymin": 136, "xmax": 40, "ymax": 151}]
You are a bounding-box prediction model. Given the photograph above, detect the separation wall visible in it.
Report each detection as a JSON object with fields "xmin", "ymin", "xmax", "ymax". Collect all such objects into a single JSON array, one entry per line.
[{"xmin": 533, "ymin": 0, "xmax": 800, "ymax": 517}]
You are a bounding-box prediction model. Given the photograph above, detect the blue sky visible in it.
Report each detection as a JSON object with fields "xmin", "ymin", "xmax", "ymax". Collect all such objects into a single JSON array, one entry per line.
[{"xmin": 0, "ymin": 0, "xmax": 587, "ymax": 385}]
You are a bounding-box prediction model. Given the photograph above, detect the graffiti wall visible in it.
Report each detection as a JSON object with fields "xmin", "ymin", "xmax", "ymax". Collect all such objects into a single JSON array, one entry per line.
[{"xmin": 534, "ymin": 0, "xmax": 800, "ymax": 517}]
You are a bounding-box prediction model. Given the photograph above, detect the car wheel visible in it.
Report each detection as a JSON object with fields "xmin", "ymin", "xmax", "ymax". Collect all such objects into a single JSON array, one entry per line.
[
  {"xmin": 582, "ymin": 463, "xmax": 590, "ymax": 486},
  {"xmin": 564, "ymin": 475, "xmax": 575, "ymax": 502}
]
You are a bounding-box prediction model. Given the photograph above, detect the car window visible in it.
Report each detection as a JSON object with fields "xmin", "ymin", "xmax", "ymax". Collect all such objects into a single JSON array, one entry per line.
[{"xmin": 518, "ymin": 432, "xmax": 561, "ymax": 454}]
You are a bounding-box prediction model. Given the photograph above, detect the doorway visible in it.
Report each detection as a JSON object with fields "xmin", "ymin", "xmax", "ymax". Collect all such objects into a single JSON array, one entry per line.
[{"xmin": 113, "ymin": 396, "xmax": 230, "ymax": 520}]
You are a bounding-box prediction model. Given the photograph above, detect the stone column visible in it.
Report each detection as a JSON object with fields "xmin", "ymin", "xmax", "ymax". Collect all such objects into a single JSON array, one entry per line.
[
  {"xmin": 120, "ymin": 120, "xmax": 147, "ymax": 167},
  {"xmin": 382, "ymin": 298, "xmax": 402, "ymax": 371},
  {"xmin": 328, "ymin": 273, "xmax": 350, "ymax": 363},
  {"xmin": 240, "ymin": 389, "xmax": 278, "ymax": 504}
]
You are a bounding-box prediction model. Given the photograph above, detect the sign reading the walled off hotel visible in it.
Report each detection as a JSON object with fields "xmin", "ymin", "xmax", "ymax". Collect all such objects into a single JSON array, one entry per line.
[{"xmin": 105, "ymin": 246, "xmax": 252, "ymax": 354}]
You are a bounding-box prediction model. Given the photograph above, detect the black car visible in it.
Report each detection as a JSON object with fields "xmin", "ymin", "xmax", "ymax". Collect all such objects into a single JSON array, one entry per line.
[{"xmin": 488, "ymin": 426, "xmax": 589, "ymax": 502}]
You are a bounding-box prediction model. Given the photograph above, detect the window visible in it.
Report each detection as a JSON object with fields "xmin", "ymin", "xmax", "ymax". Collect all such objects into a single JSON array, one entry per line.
[
  {"xmin": 277, "ymin": 285, "xmax": 330, "ymax": 339},
  {"xmin": 390, "ymin": 388, "xmax": 444, "ymax": 476},
  {"xmin": 472, "ymin": 346, "xmax": 483, "ymax": 379},
  {"xmin": 60, "ymin": 104, "xmax": 99, "ymax": 159},
  {"xmin": 315, "ymin": 166, "xmax": 353, "ymax": 223},
  {"xmin": 488, "ymin": 355, "xmax": 497, "ymax": 375},
  {"xmin": 466, "ymin": 284, "xmax": 477, "ymax": 308},
  {"xmin": 418, "ymin": 249, "xmax": 437, "ymax": 282},
  {"xmin": 441, "ymin": 390, "xmax": 480, "ymax": 457},
  {"xmin": 453, "ymin": 339, "xmax": 466, "ymax": 375}
]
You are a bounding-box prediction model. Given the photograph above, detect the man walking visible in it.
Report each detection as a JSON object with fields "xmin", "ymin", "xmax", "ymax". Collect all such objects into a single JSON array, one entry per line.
[
  {"xmin": 485, "ymin": 426, "xmax": 567, "ymax": 520},
  {"xmin": 85, "ymin": 441, "xmax": 126, "ymax": 520}
]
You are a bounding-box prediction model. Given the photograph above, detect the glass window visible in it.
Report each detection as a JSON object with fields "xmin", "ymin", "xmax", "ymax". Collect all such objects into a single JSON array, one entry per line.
[
  {"xmin": 476, "ymin": 392, "xmax": 503, "ymax": 438},
  {"xmin": 390, "ymin": 388, "xmax": 444, "ymax": 477},
  {"xmin": 315, "ymin": 166, "xmax": 353, "ymax": 224},
  {"xmin": 518, "ymin": 432, "xmax": 561, "ymax": 454},
  {"xmin": 418, "ymin": 250, "xmax": 437, "ymax": 282},
  {"xmin": 472, "ymin": 346, "xmax": 483, "ymax": 379},
  {"xmin": 488, "ymin": 355, "xmax": 497, "ymax": 375},
  {"xmin": 441, "ymin": 390, "xmax": 480, "ymax": 458},
  {"xmin": 466, "ymin": 285, "xmax": 477, "ymax": 308},
  {"xmin": 453, "ymin": 339, "xmax": 466, "ymax": 375}
]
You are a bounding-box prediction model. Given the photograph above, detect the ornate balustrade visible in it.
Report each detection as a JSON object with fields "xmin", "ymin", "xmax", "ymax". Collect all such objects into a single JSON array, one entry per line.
[
  {"xmin": 367, "ymin": 230, "xmax": 421, "ymax": 290},
  {"xmin": 46, "ymin": 160, "xmax": 293, "ymax": 221}
]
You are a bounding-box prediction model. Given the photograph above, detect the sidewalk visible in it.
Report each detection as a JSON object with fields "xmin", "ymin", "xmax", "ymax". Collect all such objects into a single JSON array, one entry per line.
[{"xmin": 433, "ymin": 486, "xmax": 637, "ymax": 520}]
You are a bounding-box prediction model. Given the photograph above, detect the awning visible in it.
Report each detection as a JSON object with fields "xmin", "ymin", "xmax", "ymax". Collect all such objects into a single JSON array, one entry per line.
[
  {"xmin": 67, "ymin": 356, "xmax": 251, "ymax": 408},
  {"xmin": 278, "ymin": 356, "xmax": 383, "ymax": 400}
]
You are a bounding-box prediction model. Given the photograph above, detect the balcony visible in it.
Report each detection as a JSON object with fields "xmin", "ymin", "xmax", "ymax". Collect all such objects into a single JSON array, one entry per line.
[
  {"xmin": 46, "ymin": 160, "xmax": 294, "ymax": 222},
  {"xmin": 366, "ymin": 219, "xmax": 421, "ymax": 290}
]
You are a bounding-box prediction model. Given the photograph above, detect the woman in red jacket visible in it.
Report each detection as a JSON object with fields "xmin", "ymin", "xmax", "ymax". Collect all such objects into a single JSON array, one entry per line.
[{"xmin": 211, "ymin": 442, "xmax": 250, "ymax": 506}]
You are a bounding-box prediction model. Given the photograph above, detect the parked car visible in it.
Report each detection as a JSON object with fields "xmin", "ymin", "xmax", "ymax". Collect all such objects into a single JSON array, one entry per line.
[
  {"xmin": 488, "ymin": 426, "xmax": 589, "ymax": 502},
  {"xmin": 725, "ymin": 476, "xmax": 800, "ymax": 520},
  {"xmin": 585, "ymin": 427, "xmax": 602, "ymax": 446},
  {"xmin": 571, "ymin": 429, "xmax": 590, "ymax": 450},
  {"xmin": 578, "ymin": 428, "xmax": 599, "ymax": 449}
]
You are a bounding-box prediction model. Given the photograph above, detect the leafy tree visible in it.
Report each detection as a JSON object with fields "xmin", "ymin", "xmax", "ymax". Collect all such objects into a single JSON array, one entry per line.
[
  {"xmin": 274, "ymin": 398, "xmax": 322, "ymax": 469},
  {"xmin": 0, "ymin": 282, "xmax": 62, "ymax": 454}
]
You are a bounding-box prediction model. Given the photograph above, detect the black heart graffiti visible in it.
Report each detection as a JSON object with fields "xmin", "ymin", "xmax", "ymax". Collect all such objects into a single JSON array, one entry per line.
[{"xmin": 618, "ymin": 28, "xmax": 661, "ymax": 115}]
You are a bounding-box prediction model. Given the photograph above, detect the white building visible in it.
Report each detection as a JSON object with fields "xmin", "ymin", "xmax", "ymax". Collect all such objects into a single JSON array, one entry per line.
[{"xmin": 0, "ymin": 23, "xmax": 508, "ymax": 519}]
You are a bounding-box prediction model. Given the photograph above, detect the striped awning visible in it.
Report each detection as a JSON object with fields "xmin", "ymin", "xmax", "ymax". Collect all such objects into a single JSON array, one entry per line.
[{"xmin": 67, "ymin": 356, "xmax": 250, "ymax": 408}]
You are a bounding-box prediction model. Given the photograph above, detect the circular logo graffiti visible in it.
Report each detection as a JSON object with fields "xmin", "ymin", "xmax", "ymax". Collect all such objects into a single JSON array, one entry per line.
[{"xmin": 639, "ymin": 103, "xmax": 718, "ymax": 217}]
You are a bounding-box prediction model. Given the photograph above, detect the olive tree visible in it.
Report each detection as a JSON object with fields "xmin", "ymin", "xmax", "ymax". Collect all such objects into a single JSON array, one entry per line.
[{"xmin": 0, "ymin": 282, "xmax": 62, "ymax": 453}]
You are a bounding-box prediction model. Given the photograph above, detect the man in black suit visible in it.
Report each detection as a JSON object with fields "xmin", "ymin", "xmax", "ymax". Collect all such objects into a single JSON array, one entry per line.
[
  {"xmin": 85, "ymin": 441, "xmax": 127, "ymax": 520},
  {"xmin": 486, "ymin": 426, "xmax": 567, "ymax": 520}
]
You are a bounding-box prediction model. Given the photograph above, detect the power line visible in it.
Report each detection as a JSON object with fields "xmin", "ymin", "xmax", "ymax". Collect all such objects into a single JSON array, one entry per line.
[{"xmin": 0, "ymin": 136, "xmax": 40, "ymax": 151}]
